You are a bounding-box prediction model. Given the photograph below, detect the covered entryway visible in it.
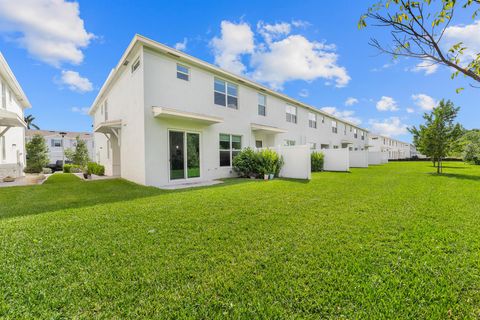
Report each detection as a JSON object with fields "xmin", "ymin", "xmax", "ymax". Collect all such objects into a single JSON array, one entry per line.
[
  {"xmin": 0, "ymin": 109, "xmax": 27, "ymax": 178},
  {"xmin": 251, "ymin": 123, "xmax": 287, "ymax": 148},
  {"xmin": 94, "ymin": 120, "xmax": 122, "ymax": 176}
]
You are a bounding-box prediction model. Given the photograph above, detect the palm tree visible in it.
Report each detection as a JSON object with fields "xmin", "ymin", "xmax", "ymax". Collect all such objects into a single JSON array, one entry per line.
[{"xmin": 24, "ymin": 115, "xmax": 40, "ymax": 130}]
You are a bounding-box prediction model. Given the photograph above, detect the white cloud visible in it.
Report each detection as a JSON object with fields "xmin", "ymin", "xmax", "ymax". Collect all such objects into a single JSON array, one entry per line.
[
  {"xmin": 411, "ymin": 60, "xmax": 439, "ymax": 75},
  {"xmin": 251, "ymin": 35, "xmax": 350, "ymax": 89},
  {"xmin": 444, "ymin": 20, "xmax": 480, "ymax": 63},
  {"xmin": 321, "ymin": 106, "xmax": 362, "ymax": 125},
  {"xmin": 60, "ymin": 70, "xmax": 93, "ymax": 92},
  {"xmin": 210, "ymin": 20, "xmax": 350, "ymax": 90},
  {"xmin": 376, "ymin": 96, "xmax": 399, "ymax": 111},
  {"xmin": 71, "ymin": 107, "xmax": 89, "ymax": 115},
  {"xmin": 210, "ymin": 21, "xmax": 255, "ymax": 75},
  {"xmin": 345, "ymin": 97, "xmax": 359, "ymax": 106},
  {"xmin": 0, "ymin": 0, "xmax": 94, "ymax": 67},
  {"xmin": 174, "ymin": 38, "xmax": 188, "ymax": 51},
  {"xmin": 369, "ymin": 117, "xmax": 408, "ymax": 137},
  {"xmin": 411, "ymin": 93, "xmax": 436, "ymax": 111},
  {"xmin": 299, "ymin": 89, "xmax": 309, "ymax": 98},
  {"xmin": 406, "ymin": 107, "xmax": 415, "ymax": 113}
]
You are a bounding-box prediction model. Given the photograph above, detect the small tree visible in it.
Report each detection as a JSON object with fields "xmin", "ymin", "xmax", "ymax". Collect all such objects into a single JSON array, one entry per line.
[
  {"xmin": 65, "ymin": 136, "xmax": 90, "ymax": 168},
  {"xmin": 409, "ymin": 99, "xmax": 464, "ymax": 173},
  {"xmin": 460, "ymin": 129, "xmax": 480, "ymax": 164},
  {"xmin": 25, "ymin": 134, "xmax": 49, "ymax": 173}
]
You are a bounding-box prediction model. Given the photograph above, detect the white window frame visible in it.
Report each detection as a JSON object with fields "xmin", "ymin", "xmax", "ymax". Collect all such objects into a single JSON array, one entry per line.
[
  {"xmin": 214, "ymin": 78, "xmax": 238, "ymax": 109},
  {"xmin": 286, "ymin": 105, "xmax": 297, "ymax": 124},
  {"xmin": 51, "ymin": 139, "xmax": 62, "ymax": 148},
  {"xmin": 354, "ymin": 128, "xmax": 358, "ymax": 139},
  {"xmin": 308, "ymin": 113, "xmax": 317, "ymax": 128},
  {"xmin": 258, "ymin": 93, "xmax": 266, "ymax": 116},
  {"xmin": 219, "ymin": 133, "xmax": 242, "ymax": 167},
  {"xmin": 131, "ymin": 58, "xmax": 140, "ymax": 73},
  {"xmin": 176, "ymin": 64, "xmax": 190, "ymax": 81},
  {"xmin": 331, "ymin": 120, "xmax": 338, "ymax": 134}
]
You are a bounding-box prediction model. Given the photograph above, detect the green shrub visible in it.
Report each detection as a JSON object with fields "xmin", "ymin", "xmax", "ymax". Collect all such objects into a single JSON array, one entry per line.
[
  {"xmin": 63, "ymin": 164, "xmax": 82, "ymax": 173},
  {"xmin": 232, "ymin": 148, "xmax": 259, "ymax": 177},
  {"xmin": 87, "ymin": 162, "xmax": 105, "ymax": 176},
  {"xmin": 42, "ymin": 168, "xmax": 52, "ymax": 174},
  {"xmin": 232, "ymin": 148, "xmax": 284, "ymax": 178},
  {"xmin": 63, "ymin": 164, "xmax": 72, "ymax": 173},
  {"xmin": 25, "ymin": 134, "xmax": 49, "ymax": 173},
  {"xmin": 311, "ymin": 151, "xmax": 324, "ymax": 172}
]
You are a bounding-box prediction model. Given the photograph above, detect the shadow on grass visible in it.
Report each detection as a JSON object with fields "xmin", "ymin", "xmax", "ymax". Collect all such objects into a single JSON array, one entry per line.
[
  {"xmin": 429, "ymin": 173, "xmax": 480, "ymax": 182},
  {"xmin": 0, "ymin": 175, "xmax": 258, "ymax": 221}
]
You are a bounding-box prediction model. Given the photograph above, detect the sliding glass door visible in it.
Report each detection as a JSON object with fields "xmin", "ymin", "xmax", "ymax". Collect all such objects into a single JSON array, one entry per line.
[{"xmin": 169, "ymin": 131, "xmax": 200, "ymax": 180}]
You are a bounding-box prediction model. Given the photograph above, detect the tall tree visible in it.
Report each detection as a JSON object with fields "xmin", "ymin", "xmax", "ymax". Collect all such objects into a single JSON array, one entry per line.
[
  {"xmin": 409, "ymin": 100, "xmax": 464, "ymax": 173},
  {"xmin": 24, "ymin": 115, "xmax": 40, "ymax": 130},
  {"xmin": 359, "ymin": 0, "xmax": 480, "ymax": 90},
  {"xmin": 25, "ymin": 134, "xmax": 49, "ymax": 173},
  {"xmin": 65, "ymin": 136, "xmax": 90, "ymax": 168}
]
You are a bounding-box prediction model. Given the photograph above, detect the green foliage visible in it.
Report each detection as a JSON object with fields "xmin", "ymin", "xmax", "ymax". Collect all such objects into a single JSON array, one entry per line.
[
  {"xmin": 311, "ymin": 151, "xmax": 325, "ymax": 172},
  {"xmin": 66, "ymin": 136, "xmax": 90, "ymax": 168},
  {"xmin": 87, "ymin": 162, "xmax": 105, "ymax": 176},
  {"xmin": 409, "ymin": 99, "xmax": 464, "ymax": 173},
  {"xmin": 232, "ymin": 148, "xmax": 284, "ymax": 178},
  {"xmin": 1, "ymin": 163, "xmax": 480, "ymax": 318},
  {"xmin": 24, "ymin": 114, "xmax": 39, "ymax": 130},
  {"xmin": 359, "ymin": 0, "xmax": 480, "ymax": 86},
  {"xmin": 25, "ymin": 134, "xmax": 49, "ymax": 173},
  {"xmin": 232, "ymin": 147, "xmax": 259, "ymax": 177},
  {"xmin": 460, "ymin": 129, "xmax": 480, "ymax": 164},
  {"xmin": 63, "ymin": 164, "xmax": 83, "ymax": 173}
]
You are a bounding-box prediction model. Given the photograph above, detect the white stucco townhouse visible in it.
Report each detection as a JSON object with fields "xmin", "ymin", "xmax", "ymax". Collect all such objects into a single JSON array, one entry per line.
[
  {"xmin": 89, "ymin": 35, "xmax": 370, "ymax": 187},
  {"xmin": 0, "ymin": 52, "xmax": 30, "ymax": 178},
  {"xmin": 368, "ymin": 134, "xmax": 412, "ymax": 160}
]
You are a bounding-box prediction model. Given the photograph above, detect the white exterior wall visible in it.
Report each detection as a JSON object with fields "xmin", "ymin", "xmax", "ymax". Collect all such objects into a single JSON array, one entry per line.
[
  {"xmin": 0, "ymin": 77, "xmax": 26, "ymax": 178},
  {"xmin": 91, "ymin": 38, "xmax": 371, "ymax": 187},
  {"xmin": 368, "ymin": 134, "xmax": 411, "ymax": 160},
  {"xmin": 93, "ymin": 47, "xmax": 146, "ymax": 183},
  {"xmin": 141, "ymin": 49, "xmax": 368, "ymax": 187}
]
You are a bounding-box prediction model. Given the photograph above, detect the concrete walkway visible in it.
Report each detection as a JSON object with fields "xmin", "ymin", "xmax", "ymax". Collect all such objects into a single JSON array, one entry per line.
[
  {"xmin": 0, "ymin": 174, "xmax": 49, "ymax": 188},
  {"xmin": 159, "ymin": 180, "xmax": 223, "ymax": 190}
]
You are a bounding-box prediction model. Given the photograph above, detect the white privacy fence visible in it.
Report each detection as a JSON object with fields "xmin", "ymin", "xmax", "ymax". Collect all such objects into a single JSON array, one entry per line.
[
  {"xmin": 320, "ymin": 148, "xmax": 350, "ymax": 172},
  {"xmin": 381, "ymin": 151, "xmax": 389, "ymax": 163},
  {"xmin": 368, "ymin": 151, "xmax": 383, "ymax": 165},
  {"xmin": 349, "ymin": 150, "xmax": 369, "ymax": 168},
  {"xmin": 258, "ymin": 145, "xmax": 311, "ymax": 180}
]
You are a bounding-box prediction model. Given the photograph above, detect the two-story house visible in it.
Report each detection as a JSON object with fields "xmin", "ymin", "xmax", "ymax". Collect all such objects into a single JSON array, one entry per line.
[
  {"xmin": 89, "ymin": 35, "xmax": 370, "ymax": 187},
  {"xmin": 0, "ymin": 52, "xmax": 30, "ymax": 178},
  {"xmin": 369, "ymin": 134, "xmax": 412, "ymax": 160}
]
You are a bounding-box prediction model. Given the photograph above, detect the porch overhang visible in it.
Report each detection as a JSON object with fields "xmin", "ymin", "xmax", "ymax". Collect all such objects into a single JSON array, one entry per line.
[
  {"xmin": 341, "ymin": 140, "xmax": 353, "ymax": 145},
  {"xmin": 251, "ymin": 123, "xmax": 287, "ymax": 134},
  {"xmin": 152, "ymin": 106, "xmax": 223, "ymax": 125},
  {"xmin": 0, "ymin": 109, "xmax": 26, "ymax": 128},
  {"xmin": 94, "ymin": 120, "xmax": 122, "ymax": 134}
]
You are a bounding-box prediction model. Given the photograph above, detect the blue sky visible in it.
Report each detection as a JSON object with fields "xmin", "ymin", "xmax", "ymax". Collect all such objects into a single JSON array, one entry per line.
[{"xmin": 0, "ymin": 0, "xmax": 478, "ymax": 142}]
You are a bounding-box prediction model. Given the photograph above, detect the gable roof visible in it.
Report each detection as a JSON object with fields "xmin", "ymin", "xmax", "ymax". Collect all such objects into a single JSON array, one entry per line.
[
  {"xmin": 0, "ymin": 52, "xmax": 31, "ymax": 109},
  {"xmin": 89, "ymin": 34, "xmax": 367, "ymax": 131}
]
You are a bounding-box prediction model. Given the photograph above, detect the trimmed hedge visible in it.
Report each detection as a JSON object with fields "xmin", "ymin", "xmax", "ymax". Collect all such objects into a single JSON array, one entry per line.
[
  {"xmin": 63, "ymin": 164, "xmax": 83, "ymax": 173},
  {"xmin": 87, "ymin": 162, "xmax": 105, "ymax": 176},
  {"xmin": 233, "ymin": 148, "xmax": 284, "ymax": 178},
  {"xmin": 311, "ymin": 151, "xmax": 324, "ymax": 172}
]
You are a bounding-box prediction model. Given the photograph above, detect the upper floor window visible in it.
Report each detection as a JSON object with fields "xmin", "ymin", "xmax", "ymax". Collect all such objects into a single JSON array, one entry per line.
[
  {"xmin": 308, "ymin": 113, "xmax": 317, "ymax": 128},
  {"xmin": 284, "ymin": 139, "xmax": 296, "ymax": 146},
  {"xmin": 361, "ymin": 131, "xmax": 365, "ymax": 140},
  {"xmin": 8, "ymin": 89, "xmax": 12, "ymax": 104},
  {"xmin": 104, "ymin": 100, "xmax": 109, "ymax": 121},
  {"xmin": 286, "ymin": 105, "xmax": 297, "ymax": 123},
  {"xmin": 258, "ymin": 93, "xmax": 266, "ymax": 116},
  {"xmin": 214, "ymin": 78, "xmax": 238, "ymax": 109},
  {"xmin": 354, "ymin": 128, "xmax": 358, "ymax": 138},
  {"xmin": 331, "ymin": 120, "xmax": 338, "ymax": 133},
  {"xmin": 131, "ymin": 58, "xmax": 140, "ymax": 73},
  {"xmin": 51, "ymin": 139, "xmax": 62, "ymax": 147},
  {"xmin": 321, "ymin": 115, "xmax": 325, "ymax": 124},
  {"xmin": 344, "ymin": 124, "xmax": 347, "ymax": 135},
  {"xmin": 177, "ymin": 64, "xmax": 189, "ymax": 81}
]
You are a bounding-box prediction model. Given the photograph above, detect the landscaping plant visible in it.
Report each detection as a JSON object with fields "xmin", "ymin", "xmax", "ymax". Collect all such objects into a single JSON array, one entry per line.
[
  {"xmin": 25, "ymin": 134, "xmax": 49, "ymax": 173},
  {"xmin": 233, "ymin": 148, "xmax": 283, "ymax": 178},
  {"xmin": 311, "ymin": 151, "xmax": 324, "ymax": 172}
]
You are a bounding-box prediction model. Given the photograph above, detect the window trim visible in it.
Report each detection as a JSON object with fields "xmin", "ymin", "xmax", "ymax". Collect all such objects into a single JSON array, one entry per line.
[
  {"xmin": 286, "ymin": 105, "xmax": 297, "ymax": 124},
  {"xmin": 176, "ymin": 63, "xmax": 190, "ymax": 81},
  {"xmin": 308, "ymin": 112, "xmax": 317, "ymax": 129},
  {"xmin": 219, "ymin": 133, "xmax": 242, "ymax": 167},
  {"xmin": 258, "ymin": 93, "xmax": 266, "ymax": 116},
  {"xmin": 331, "ymin": 120, "xmax": 338, "ymax": 134},
  {"xmin": 131, "ymin": 57, "xmax": 141, "ymax": 73},
  {"xmin": 214, "ymin": 78, "xmax": 238, "ymax": 109}
]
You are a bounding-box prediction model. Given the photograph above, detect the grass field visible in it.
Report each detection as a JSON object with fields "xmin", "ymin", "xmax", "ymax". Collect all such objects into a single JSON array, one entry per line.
[{"xmin": 1, "ymin": 162, "xmax": 480, "ymax": 318}]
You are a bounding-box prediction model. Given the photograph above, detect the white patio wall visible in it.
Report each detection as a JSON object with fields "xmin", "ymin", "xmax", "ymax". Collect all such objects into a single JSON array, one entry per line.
[
  {"xmin": 260, "ymin": 145, "xmax": 311, "ymax": 180},
  {"xmin": 381, "ymin": 152, "xmax": 389, "ymax": 164},
  {"xmin": 368, "ymin": 151, "xmax": 383, "ymax": 165},
  {"xmin": 321, "ymin": 148, "xmax": 349, "ymax": 172},
  {"xmin": 349, "ymin": 150, "xmax": 369, "ymax": 168}
]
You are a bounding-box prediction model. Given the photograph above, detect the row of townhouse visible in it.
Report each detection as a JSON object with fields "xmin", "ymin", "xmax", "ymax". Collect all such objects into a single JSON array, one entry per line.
[
  {"xmin": 368, "ymin": 134, "xmax": 412, "ymax": 160},
  {"xmin": 0, "ymin": 52, "xmax": 30, "ymax": 178},
  {"xmin": 89, "ymin": 35, "xmax": 371, "ymax": 188},
  {"xmin": 25, "ymin": 130, "xmax": 95, "ymax": 166}
]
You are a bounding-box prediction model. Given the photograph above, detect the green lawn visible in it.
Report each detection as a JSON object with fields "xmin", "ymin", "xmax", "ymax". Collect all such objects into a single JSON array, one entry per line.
[{"xmin": 1, "ymin": 162, "xmax": 480, "ymax": 318}]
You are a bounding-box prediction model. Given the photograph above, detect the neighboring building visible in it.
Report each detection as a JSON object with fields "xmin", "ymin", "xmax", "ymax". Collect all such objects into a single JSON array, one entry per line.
[
  {"xmin": 89, "ymin": 34, "xmax": 370, "ymax": 187},
  {"xmin": 0, "ymin": 52, "xmax": 30, "ymax": 178},
  {"xmin": 369, "ymin": 134, "xmax": 412, "ymax": 160},
  {"xmin": 26, "ymin": 130, "xmax": 95, "ymax": 166}
]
